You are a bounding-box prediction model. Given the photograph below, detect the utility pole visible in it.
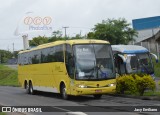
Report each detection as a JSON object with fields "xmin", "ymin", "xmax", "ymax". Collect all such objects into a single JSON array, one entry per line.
[
  {"xmin": 63, "ymin": 27, "xmax": 69, "ymax": 40},
  {"xmin": 80, "ymin": 30, "xmax": 82, "ymax": 37},
  {"xmin": 13, "ymin": 43, "xmax": 14, "ymax": 53},
  {"xmin": 13, "ymin": 43, "xmax": 15, "ymax": 58}
]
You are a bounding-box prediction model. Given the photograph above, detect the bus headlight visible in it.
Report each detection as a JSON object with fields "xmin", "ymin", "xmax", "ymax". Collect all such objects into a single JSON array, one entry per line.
[
  {"xmin": 108, "ymin": 83, "xmax": 115, "ymax": 87},
  {"xmin": 76, "ymin": 84, "xmax": 87, "ymax": 88}
]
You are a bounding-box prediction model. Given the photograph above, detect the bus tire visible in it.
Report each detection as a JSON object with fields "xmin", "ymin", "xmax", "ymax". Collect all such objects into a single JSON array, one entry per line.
[
  {"xmin": 29, "ymin": 81, "xmax": 35, "ymax": 95},
  {"xmin": 93, "ymin": 94, "xmax": 102, "ymax": 99},
  {"xmin": 25, "ymin": 81, "xmax": 30, "ymax": 94},
  {"xmin": 61, "ymin": 84, "xmax": 69, "ymax": 100}
]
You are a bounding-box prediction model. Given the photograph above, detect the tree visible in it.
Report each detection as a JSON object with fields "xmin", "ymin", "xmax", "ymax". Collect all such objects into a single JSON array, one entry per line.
[
  {"xmin": 0, "ymin": 50, "xmax": 13, "ymax": 63},
  {"xmin": 48, "ymin": 30, "xmax": 65, "ymax": 42},
  {"xmin": 71, "ymin": 34, "xmax": 83, "ymax": 39},
  {"xmin": 87, "ymin": 18, "xmax": 137, "ymax": 44},
  {"xmin": 29, "ymin": 36, "xmax": 48, "ymax": 46},
  {"xmin": 29, "ymin": 30, "xmax": 84, "ymax": 47}
]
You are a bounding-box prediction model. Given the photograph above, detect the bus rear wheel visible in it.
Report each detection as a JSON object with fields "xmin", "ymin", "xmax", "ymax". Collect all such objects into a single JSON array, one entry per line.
[
  {"xmin": 61, "ymin": 84, "xmax": 69, "ymax": 100},
  {"xmin": 93, "ymin": 94, "xmax": 102, "ymax": 99}
]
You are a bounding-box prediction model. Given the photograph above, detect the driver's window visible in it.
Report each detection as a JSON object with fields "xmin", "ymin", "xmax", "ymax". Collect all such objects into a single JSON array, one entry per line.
[{"xmin": 65, "ymin": 44, "xmax": 74, "ymax": 79}]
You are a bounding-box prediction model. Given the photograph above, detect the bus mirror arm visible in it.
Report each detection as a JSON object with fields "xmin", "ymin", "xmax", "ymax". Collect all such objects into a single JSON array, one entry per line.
[
  {"xmin": 118, "ymin": 54, "xmax": 126, "ymax": 64},
  {"xmin": 150, "ymin": 53, "xmax": 158, "ymax": 63}
]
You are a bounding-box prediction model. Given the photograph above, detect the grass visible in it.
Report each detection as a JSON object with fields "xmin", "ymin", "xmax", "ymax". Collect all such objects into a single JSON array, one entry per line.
[
  {"xmin": 0, "ymin": 64, "xmax": 19, "ymax": 87},
  {"xmin": 153, "ymin": 59, "xmax": 160, "ymax": 77},
  {"xmin": 118, "ymin": 90, "xmax": 160, "ymax": 97},
  {"xmin": 0, "ymin": 113, "xmax": 6, "ymax": 115},
  {"xmin": 143, "ymin": 91, "xmax": 160, "ymax": 96}
]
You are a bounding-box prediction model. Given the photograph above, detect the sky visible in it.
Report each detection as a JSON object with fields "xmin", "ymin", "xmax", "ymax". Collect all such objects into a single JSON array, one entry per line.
[{"xmin": 0, "ymin": 0, "xmax": 160, "ymax": 51}]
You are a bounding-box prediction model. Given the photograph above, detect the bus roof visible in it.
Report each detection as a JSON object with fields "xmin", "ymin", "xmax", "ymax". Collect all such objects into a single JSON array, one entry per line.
[
  {"xmin": 111, "ymin": 45, "xmax": 149, "ymax": 54},
  {"xmin": 19, "ymin": 39, "xmax": 109, "ymax": 54}
]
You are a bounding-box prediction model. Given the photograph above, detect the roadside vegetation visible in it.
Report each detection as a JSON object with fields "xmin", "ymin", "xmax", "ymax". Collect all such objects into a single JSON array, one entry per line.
[
  {"xmin": 0, "ymin": 64, "xmax": 19, "ymax": 87},
  {"xmin": 116, "ymin": 74, "xmax": 156, "ymax": 96},
  {"xmin": 153, "ymin": 59, "xmax": 160, "ymax": 77},
  {"xmin": 143, "ymin": 91, "xmax": 160, "ymax": 96},
  {"xmin": 0, "ymin": 113, "xmax": 6, "ymax": 115}
]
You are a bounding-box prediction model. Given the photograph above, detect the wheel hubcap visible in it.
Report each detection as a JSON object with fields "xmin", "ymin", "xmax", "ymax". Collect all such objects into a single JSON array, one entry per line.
[
  {"xmin": 30, "ymin": 86, "xmax": 33, "ymax": 93},
  {"xmin": 63, "ymin": 88, "xmax": 66, "ymax": 97}
]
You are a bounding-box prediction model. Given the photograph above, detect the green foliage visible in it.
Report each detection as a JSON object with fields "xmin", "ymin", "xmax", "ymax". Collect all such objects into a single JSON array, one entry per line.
[
  {"xmin": 116, "ymin": 74, "xmax": 156, "ymax": 96},
  {"xmin": 143, "ymin": 91, "xmax": 160, "ymax": 96},
  {"xmin": 48, "ymin": 30, "xmax": 65, "ymax": 42},
  {"xmin": 116, "ymin": 74, "xmax": 137, "ymax": 94},
  {"xmin": 0, "ymin": 64, "xmax": 19, "ymax": 87},
  {"xmin": 135, "ymin": 75, "xmax": 155, "ymax": 96},
  {"xmin": 29, "ymin": 36, "xmax": 48, "ymax": 46},
  {"xmin": 71, "ymin": 34, "xmax": 83, "ymax": 40},
  {"xmin": 29, "ymin": 30, "xmax": 84, "ymax": 46},
  {"xmin": 153, "ymin": 59, "xmax": 160, "ymax": 77},
  {"xmin": 0, "ymin": 50, "xmax": 13, "ymax": 63},
  {"xmin": 0, "ymin": 64, "xmax": 11, "ymax": 70},
  {"xmin": 0, "ymin": 113, "xmax": 6, "ymax": 115},
  {"xmin": 158, "ymin": 81, "xmax": 160, "ymax": 86},
  {"xmin": 87, "ymin": 18, "xmax": 137, "ymax": 44}
]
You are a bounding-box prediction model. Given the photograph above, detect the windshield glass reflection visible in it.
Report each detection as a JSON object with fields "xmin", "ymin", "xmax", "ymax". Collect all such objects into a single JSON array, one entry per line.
[
  {"xmin": 126, "ymin": 53, "xmax": 153, "ymax": 74},
  {"xmin": 73, "ymin": 44, "xmax": 115, "ymax": 80}
]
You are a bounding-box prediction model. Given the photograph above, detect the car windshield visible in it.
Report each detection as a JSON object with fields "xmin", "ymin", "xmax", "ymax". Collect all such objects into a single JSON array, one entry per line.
[
  {"xmin": 126, "ymin": 53, "xmax": 154, "ymax": 74},
  {"xmin": 73, "ymin": 44, "xmax": 115, "ymax": 80}
]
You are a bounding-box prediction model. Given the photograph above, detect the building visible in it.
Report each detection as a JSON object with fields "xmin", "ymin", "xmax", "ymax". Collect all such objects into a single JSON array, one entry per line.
[{"xmin": 132, "ymin": 16, "xmax": 160, "ymax": 58}]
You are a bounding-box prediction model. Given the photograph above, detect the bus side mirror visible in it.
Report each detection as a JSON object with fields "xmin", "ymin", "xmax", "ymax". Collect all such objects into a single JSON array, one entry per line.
[
  {"xmin": 150, "ymin": 53, "xmax": 158, "ymax": 63},
  {"xmin": 118, "ymin": 54, "xmax": 126, "ymax": 64}
]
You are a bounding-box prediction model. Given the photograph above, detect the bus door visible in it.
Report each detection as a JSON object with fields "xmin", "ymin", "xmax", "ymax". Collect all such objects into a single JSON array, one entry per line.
[{"xmin": 65, "ymin": 44, "xmax": 75, "ymax": 94}]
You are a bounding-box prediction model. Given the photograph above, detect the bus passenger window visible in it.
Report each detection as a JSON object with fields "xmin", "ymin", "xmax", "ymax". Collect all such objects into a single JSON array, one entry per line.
[{"xmin": 55, "ymin": 45, "xmax": 64, "ymax": 62}]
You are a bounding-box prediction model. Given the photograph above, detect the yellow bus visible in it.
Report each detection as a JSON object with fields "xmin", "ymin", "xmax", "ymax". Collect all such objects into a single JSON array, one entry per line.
[{"xmin": 18, "ymin": 39, "xmax": 116, "ymax": 99}]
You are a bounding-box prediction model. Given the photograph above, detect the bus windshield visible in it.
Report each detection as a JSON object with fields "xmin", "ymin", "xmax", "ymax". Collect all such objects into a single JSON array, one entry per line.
[
  {"xmin": 126, "ymin": 53, "xmax": 154, "ymax": 74},
  {"xmin": 73, "ymin": 44, "xmax": 115, "ymax": 80}
]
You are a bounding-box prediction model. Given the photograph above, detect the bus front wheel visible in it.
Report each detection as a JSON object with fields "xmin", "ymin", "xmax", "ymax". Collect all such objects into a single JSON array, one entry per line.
[
  {"xmin": 61, "ymin": 84, "xmax": 69, "ymax": 100},
  {"xmin": 25, "ymin": 81, "xmax": 30, "ymax": 94},
  {"xmin": 29, "ymin": 81, "xmax": 35, "ymax": 95},
  {"xmin": 93, "ymin": 94, "xmax": 102, "ymax": 99}
]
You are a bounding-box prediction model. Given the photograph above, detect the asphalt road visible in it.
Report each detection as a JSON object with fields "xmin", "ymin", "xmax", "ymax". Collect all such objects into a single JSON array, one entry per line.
[
  {"xmin": 0, "ymin": 86, "xmax": 160, "ymax": 115},
  {"xmin": 5, "ymin": 64, "xmax": 18, "ymax": 70},
  {"xmin": 2, "ymin": 65, "xmax": 160, "ymax": 115}
]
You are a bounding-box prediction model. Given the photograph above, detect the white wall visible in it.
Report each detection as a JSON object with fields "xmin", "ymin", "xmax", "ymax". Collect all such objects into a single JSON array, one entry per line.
[{"xmin": 134, "ymin": 27, "xmax": 160, "ymax": 42}]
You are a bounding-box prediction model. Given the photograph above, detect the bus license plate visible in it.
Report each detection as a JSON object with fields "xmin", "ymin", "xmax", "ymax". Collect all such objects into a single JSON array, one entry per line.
[{"xmin": 95, "ymin": 90, "xmax": 102, "ymax": 93}]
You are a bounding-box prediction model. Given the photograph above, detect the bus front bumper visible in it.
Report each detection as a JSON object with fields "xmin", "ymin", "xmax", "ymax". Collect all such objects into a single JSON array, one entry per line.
[{"xmin": 73, "ymin": 86, "xmax": 116, "ymax": 96}]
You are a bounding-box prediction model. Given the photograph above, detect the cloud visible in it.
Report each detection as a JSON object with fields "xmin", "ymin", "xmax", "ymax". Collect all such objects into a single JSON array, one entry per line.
[{"xmin": 0, "ymin": 0, "xmax": 160, "ymax": 50}]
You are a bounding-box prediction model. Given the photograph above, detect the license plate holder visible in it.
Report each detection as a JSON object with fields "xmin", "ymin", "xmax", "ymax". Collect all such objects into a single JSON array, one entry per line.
[{"xmin": 95, "ymin": 89, "xmax": 102, "ymax": 93}]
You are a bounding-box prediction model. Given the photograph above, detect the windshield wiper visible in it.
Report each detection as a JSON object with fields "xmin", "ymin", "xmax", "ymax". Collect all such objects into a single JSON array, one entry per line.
[{"xmin": 140, "ymin": 62, "xmax": 151, "ymax": 74}]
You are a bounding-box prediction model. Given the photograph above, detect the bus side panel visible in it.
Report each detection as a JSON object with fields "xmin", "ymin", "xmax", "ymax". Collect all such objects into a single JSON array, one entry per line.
[
  {"xmin": 18, "ymin": 62, "xmax": 70, "ymax": 94},
  {"xmin": 53, "ymin": 62, "xmax": 71, "ymax": 94}
]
